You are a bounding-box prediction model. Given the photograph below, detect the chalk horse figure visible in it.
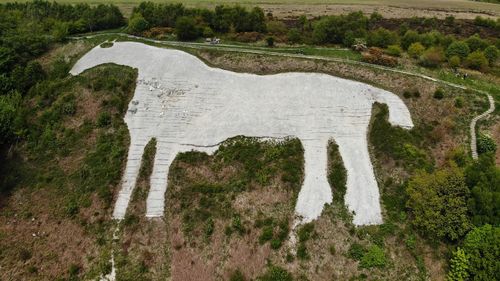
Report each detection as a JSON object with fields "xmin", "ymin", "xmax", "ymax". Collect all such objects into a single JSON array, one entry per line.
[{"xmin": 71, "ymin": 42, "xmax": 413, "ymax": 226}]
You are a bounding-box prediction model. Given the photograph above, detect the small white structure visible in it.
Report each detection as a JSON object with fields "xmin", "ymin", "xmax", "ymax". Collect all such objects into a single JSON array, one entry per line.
[{"xmin": 71, "ymin": 42, "xmax": 413, "ymax": 226}]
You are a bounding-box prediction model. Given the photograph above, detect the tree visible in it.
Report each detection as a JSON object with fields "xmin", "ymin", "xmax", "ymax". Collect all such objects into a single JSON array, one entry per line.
[
  {"xmin": 446, "ymin": 41, "xmax": 470, "ymax": 59},
  {"xmin": 401, "ymin": 30, "xmax": 420, "ymax": 50},
  {"xmin": 367, "ymin": 28, "xmax": 398, "ymax": 48},
  {"xmin": 406, "ymin": 166, "xmax": 471, "ymax": 241},
  {"xmin": 465, "ymin": 153, "xmax": 500, "ymax": 226},
  {"xmin": 287, "ymin": 28, "xmax": 301, "ymax": 44},
  {"xmin": 465, "ymin": 51, "xmax": 488, "ymax": 71},
  {"xmin": 408, "ymin": 42, "xmax": 425, "ymax": 58},
  {"xmin": 484, "ymin": 45, "xmax": 498, "ymax": 66},
  {"xmin": 465, "ymin": 35, "xmax": 488, "ymax": 52},
  {"xmin": 52, "ymin": 21, "xmax": 69, "ymax": 42},
  {"xmin": 448, "ymin": 225, "xmax": 500, "ymax": 280},
  {"xmin": 448, "ymin": 55, "xmax": 461, "ymax": 68},
  {"xmin": 127, "ymin": 13, "xmax": 149, "ymax": 34},
  {"xmin": 175, "ymin": 16, "xmax": 200, "ymax": 41}
]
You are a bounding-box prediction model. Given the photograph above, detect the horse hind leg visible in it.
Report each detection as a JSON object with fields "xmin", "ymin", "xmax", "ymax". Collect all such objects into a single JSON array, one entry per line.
[{"xmin": 294, "ymin": 139, "xmax": 332, "ymax": 224}]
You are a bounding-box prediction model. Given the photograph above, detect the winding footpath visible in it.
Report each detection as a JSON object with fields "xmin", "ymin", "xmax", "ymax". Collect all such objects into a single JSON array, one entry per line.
[
  {"xmin": 71, "ymin": 33, "xmax": 496, "ymax": 159},
  {"xmin": 470, "ymin": 94, "xmax": 496, "ymax": 159}
]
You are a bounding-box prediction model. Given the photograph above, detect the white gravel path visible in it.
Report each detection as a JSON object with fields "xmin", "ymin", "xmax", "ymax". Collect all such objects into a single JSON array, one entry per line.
[{"xmin": 71, "ymin": 42, "xmax": 413, "ymax": 226}]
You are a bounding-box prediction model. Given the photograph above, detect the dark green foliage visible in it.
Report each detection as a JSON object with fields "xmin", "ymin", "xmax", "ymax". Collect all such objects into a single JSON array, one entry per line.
[
  {"xmin": 447, "ymin": 225, "xmax": 500, "ymax": 281},
  {"xmin": 433, "ymin": 88, "xmax": 445, "ymax": 100},
  {"xmin": 96, "ymin": 111, "xmax": 111, "ymax": 127},
  {"xmin": 312, "ymin": 12, "xmax": 368, "ymax": 46},
  {"xmin": 476, "ymin": 134, "xmax": 497, "ymax": 155},
  {"xmin": 367, "ymin": 28, "xmax": 398, "ymax": 48},
  {"xmin": 446, "ymin": 41, "xmax": 470, "ymax": 59},
  {"xmin": 465, "ymin": 153, "xmax": 500, "ymax": 226},
  {"xmin": 348, "ymin": 242, "xmax": 366, "ymax": 260},
  {"xmin": 127, "ymin": 13, "xmax": 149, "ymax": 34},
  {"xmin": 465, "ymin": 51, "xmax": 489, "ymax": 71},
  {"xmin": 287, "ymin": 28, "xmax": 301, "ymax": 44},
  {"xmin": 465, "ymin": 35, "xmax": 489, "ymax": 52},
  {"xmin": 401, "ymin": 30, "xmax": 420, "ymax": 50},
  {"xmin": 0, "ymin": 91, "xmax": 21, "ymax": 144},
  {"xmin": 296, "ymin": 223, "xmax": 314, "ymax": 260},
  {"xmin": 175, "ymin": 16, "xmax": 201, "ymax": 41},
  {"xmin": 257, "ymin": 217, "xmax": 289, "ymax": 250},
  {"xmin": 257, "ymin": 266, "xmax": 293, "ymax": 281},
  {"xmin": 266, "ymin": 36, "xmax": 275, "ymax": 47},
  {"xmin": 406, "ymin": 167, "xmax": 471, "ymax": 241},
  {"xmin": 230, "ymin": 269, "xmax": 247, "ymax": 281},
  {"xmin": 484, "ymin": 45, "xmax": 498, "ymax": 65},
  {"xmin": 327, "ymin": 141, "xmax": 347, "ymax": 204}
]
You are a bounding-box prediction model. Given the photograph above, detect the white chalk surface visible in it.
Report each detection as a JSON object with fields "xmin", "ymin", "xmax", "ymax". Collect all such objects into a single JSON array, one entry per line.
[{"xmin": 71, "ymin": 42, "xmax": 413, "ymax": 226}]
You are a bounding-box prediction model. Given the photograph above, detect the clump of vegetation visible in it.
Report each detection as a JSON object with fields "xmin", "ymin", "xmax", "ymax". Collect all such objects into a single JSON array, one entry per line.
[
  {"xmin": 360, "ymin": 245, "xmax": 387, "ymax": 268},
  {"xmin": 257, "ymin": 266, "xmax": 293, "ymax": 281},
  {"xmin": 447, "ymin": 224, "xmax": 499, "ymax": 281},
  {"xmin": 256, "ymin": 217, "xmax": 289, "ymax": 249},
  {"xmin": 406, "ymin": 166, "xmax": 471, "ymax": 241},
  {"xmin": 296, "ymin": 223, "xmax": 315, "ymax": 260},
  {"xmin": 433, "ymin": 88, "xmax": 445, "ymax": 100}
]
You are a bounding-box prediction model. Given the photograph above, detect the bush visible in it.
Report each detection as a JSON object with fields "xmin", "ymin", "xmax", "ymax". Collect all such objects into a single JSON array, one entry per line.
[
  {"xmin": 266, "ymin": 36, "xmax": 275, "ymax": 47},
  {"xmin": 465, "ymin": 51, "xmax": 489, "ymax": 71},
  {"xmin": 257, "ymin": 266, "xmax": 293, "ymax": 281},
  {"xmin": 406, "ymin": 167, "xmax": 471, "ymax": 241},
  {"xmin": 128, "ymin": 13, "xmax": 149, "ymax": 34},
  {"xmin": 367, "ymin": 28, "xmax": 398, "ymax": 48},
  {"xmin": 448, "ymin": 55, "xmax": 461, "ymax": 68},
  {"xmin": 483, "ymin": 45, "xmax": 498, "ymax": 65},
  {"xmin": 175, "ymin": 16, "xmax": 200, "ymax": 41},
  {"xmin": 401, "ymin": 30, "xmax": 420, "ymax": 50},
  {"xmin": 230, "ymin": 269, "xmax": 246, "ymax": 281},
  {"xmin": 455, "ymin": 97, "xmax": 464, "ymax": 108},
  {"xmin": 266, "ymin": 20, "xmax": 287, "ymax": 35},
  {"xmin": 433, "ymin": 88, "xmax": 445, "ymax": 99},
  {"xmin": 447, "ymin": 225, "xmax": 500, "ymax": 281},
  {"xmin": 348, "ymin": 243, "xmax": 366, "ymax": 260},
  {"xmin": 97, "ymin": 112, "xmax": 111, "ymax": 127},
  {"xmin": 476, "ymin": 134, "xmax": 497, "ymax": 154},
  {"xmin": 360, "ymin": 245, "xmax": 386, "ymax": 268},
  {"xmin": 408, "ymin": 42, "xmax": 425, "ymax": 58},
  {"xmin": 419, "ymin": 47, "xmax": 445, "ymax": 68},
  {"xmin": 446, "ymin": 41, "xmax": 470, "ymax": 59},
  {"xmin": 465, "ymin": 35, "xmax": 488, "ymax": 52},
  {"xmin": 385, "ymin": 45, "xmax": 402, "ymax": 57},
  {"xmin": 287, "ymin": 28, "xmax": 301, "ymax": 44}
]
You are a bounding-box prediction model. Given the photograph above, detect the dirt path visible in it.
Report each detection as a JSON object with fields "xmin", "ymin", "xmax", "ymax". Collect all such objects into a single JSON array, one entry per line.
[{"xmin": 71, "ymin": 33, "xmax": 493, "ymax": 159}]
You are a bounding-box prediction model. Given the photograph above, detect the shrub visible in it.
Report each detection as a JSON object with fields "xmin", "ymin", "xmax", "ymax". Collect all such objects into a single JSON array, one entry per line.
[
  {"xmin": 465, "ymin": 35, "xmax": 488, "ymax": 52},
  {"xmin": 287, "ymin": 28, "xmax": 301, "ymax": 44},
  {"xmin": 385, "ymin": 45, "xmax": 402, "ymax": 57},
  {"xmin": 266, "ymin": 20, "xmax": 287, "ymax": 35},
  {"xmin": 97, "ymin": 112, "xmax": 111, "ymax": 127},
  {"xmin": 257, "ymin": 266, "xmax": 293, "ymax": 281},
  {"xmin": 406, "ymin": 167, "xmax": 471, "ymax": 241},
  {"xmin": 266, "ymin": 36, "xmax": 275, "ymax": 47},
  {"xmin": 476, "ymin": 134, "xmax": 497, "ymax": 154},
  {"xmin": 348, "ymin": 243, "xmax": 366, "ymax": 260},
  {"xmin": 202, "ymin": 26, "xmax": 214, "ymax": 38},
  {"xmin": 230, "ymin": 269, "xmax": 246, "ymax": 281},
  {"xmin": 448, "ymin": 55, "xmax": 461, "ymax": 68},
  {"xmin": 433, "ymin": 88, "xmax": 445, "ymax": 99},
  {"xmin": 465, "ymin": 51, "xmax": 489, "ymax": 71},
  {"xmin": 367, "ymin": 28, "xmax": 398, "ymax": 48},
  {"xmin": 401, "ymin": 30, "xmax": 420, "ymax": 50},
  {"xmin": 360, "ymin": 245, "xmax": 386, "ymax": 268},
  {"xmin": 455, "ymin": 97, "xmax": 464, "ymax": 108},
  {"xmin": 419, "ymin": 47, "xmax": 445, "ymax": 68},
  {"xmin": 175, "ymin": 16, "xmax": 200, "ymax": 41},
  {"xmin": 446, "ymin": 41, "xmax": 470, "ymax": 59},
  {"xmin": 408, "ymin": 42, "xmax": 425, "ymax": 58},
  {"xmin": 128, "ymin": 13, "xmax": 149, "ymax": 34},
  {"xmin": 484, "ymin": 45, "xmax": 498, "ymax": 65},
  {"xmin": 447, "ymin": 225, "xmax": 500, "ymax": 281}
]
